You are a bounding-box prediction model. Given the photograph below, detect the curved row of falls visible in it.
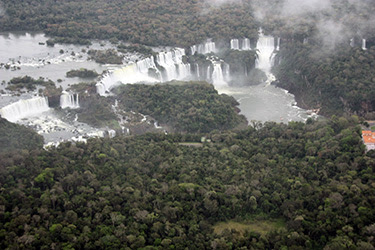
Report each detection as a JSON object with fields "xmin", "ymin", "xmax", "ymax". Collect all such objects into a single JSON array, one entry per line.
[
  {"xmin": 0, "ymin": 32, "xmax": 281, "ymax": 122},
  {"xmin": 96, "ymin": 47, "xmax": 234, "ymax": 95},
  {"xmin": 0, "ymin": 92, "xmax": 80, "ymax": 122},
  {"xmin": 0, "ymin": 97, "xmax": 50, "ymax": 122},
  {"xmin": 230, "ymin": 38, "xmax": 252, "ymax": 50},
  {"xmin": 96, "ymin": 35, "xmax": 278, "ymax": 95},
  {"xmin": 60, "ymin": 91, "xmax": 80, "ymax": 109}
]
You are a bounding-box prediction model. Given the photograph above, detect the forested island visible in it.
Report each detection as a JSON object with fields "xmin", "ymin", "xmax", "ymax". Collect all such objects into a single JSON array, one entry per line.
[{"xmin": 1, "ymin": 0, "xmax": 375, "ymax": 249}]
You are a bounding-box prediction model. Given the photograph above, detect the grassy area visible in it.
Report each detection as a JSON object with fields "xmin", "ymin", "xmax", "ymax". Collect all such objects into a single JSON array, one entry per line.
[
  {"xmin": 213, "ymin": 219, "xmax": 285, "ymax": 236},
  {"xmin": 371, "ymin": 126, "xmax": 375, "ymax": 131},
  {"xmin": 178, "ymin": 142, "xmax": 203, "ymax": 147}
]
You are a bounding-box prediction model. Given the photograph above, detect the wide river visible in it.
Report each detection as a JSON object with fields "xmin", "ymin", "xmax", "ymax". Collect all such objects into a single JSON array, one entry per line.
[{"xmin": 0, "ymin": 32, "xmax": 312, "ymax": 144}]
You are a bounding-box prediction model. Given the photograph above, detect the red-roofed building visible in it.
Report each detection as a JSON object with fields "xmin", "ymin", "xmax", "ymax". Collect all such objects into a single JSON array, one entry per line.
[{"xmin": 362, "ymin": 130, "xmax": 375, "ymax": 151}]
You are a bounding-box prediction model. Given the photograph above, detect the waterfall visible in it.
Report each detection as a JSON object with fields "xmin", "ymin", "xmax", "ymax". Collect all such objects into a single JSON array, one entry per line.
[
  {"xmin": 96, "ymin": 57, "xmax": 161, "ymax": 95},
  {"xmin": 276, "ymin": 37, "xmax": 280, "ymax": 51},
  {"xmin": 108, "ymin": 130, "xmax": 116, "ymax": 138},
  {"xmin": 303, "ymin": 38, "xmax": 308, "ymax": 44},
  {"xmin": 201, "ymin": 40, "xmax": 216, "ymax": 54},
  {"xmin": 207, "ymin": 57, "xmax": 229, "ymax": 86},
  {"xmin": 255, "ymin": 32, "xmax": 275, "ymax": 73},
  {"xmin": 156, "ymin": 48, "xmax": 190, "ymax": 81},
  {"xmin": 362, "ymin": 39, "xmax": 367, "ymax": 50},
  {"xmin": 60, "ymin": 91, "xmax": 80, "ymax": 109},
  {"xmin": 242, "ymin": 38, "xmax": 251, "ymax": 50},
  {"xmin": 212, "ymin": 62, "xmax": 227, "ymax": 86},
  {"xmin": 195, "ymin": 63, "xmax": 200, "ymax": 78},
  {"xmin": 206, "ymin": 65, "xmax": 212, "ymax": 81},
  {"xmin": 230, "ymin": 39, "xmax": 240, "ymax": 50},
  {"xmin": 256, "ymin": 30, "xmax": 277, "ymax": 85},
  {"xmin": 157, "ymin": 51, "xmax": 179, "ymax": 81},
  {"xmin": 190, "ymin": 39, "xmax": 216, "ymax": 55},
  {"xmin": 224, "ymin": 63, "xmax": 230, "ymax": 82},
  {"xmin": 191, "ymin": 45, "xmax": 197, "ymax": 55},
  {"xmin": 136, "ymin": 57, "xmax": 160, "ymax": 76},
  {"xmin": 0, "ymin": 96, "xmax": 50, "ymax": 122},
  {"xmin": 231, "ymin": 38, "xmax": 252, "ymax": 50}
]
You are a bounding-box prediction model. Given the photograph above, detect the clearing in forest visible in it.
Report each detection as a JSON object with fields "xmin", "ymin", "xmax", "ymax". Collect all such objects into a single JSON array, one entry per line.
[{"xmin": 213, "ymin": 219, "xmax": 285, "ymax": 236}]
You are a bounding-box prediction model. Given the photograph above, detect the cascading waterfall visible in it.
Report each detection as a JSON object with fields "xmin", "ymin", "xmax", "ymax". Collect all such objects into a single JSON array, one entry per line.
[
  {"xmin": 212, "ymin": 62, "xmax": 227, "ymax": 86},
  {"xmin": 157, "ymin": 51, "xmax": 179, "ymax": 81},
  {"xmin": 195, "ymin": 63, "xmax": 200, "ymax": 78},
  {"xmin": 96, "ymin": 57, "xmax": 161, "ymax": 95},
  {"xmin": 191, "ymin": 39, "xmax": 216, "ymax": 55},
  {"xmin": 207, "ymin": 56, "xmax": 229, "ymax": 86},
  {"xmin": 108, "ymin": 130, "xmax": 116, "ymax": 138},
  {"xmin": 191, "ymin": 45, "xmax": 197, "ymax": 55},
  {"xmin": 256, "ymin": 30, "xmax": 276, "ymax": 84},
  {"xmin": 156, "ymin": 48, "xmax": 191, "ymax": 81},
  {"xmin": 362, "ymin": 39, "xmax": 367, "ymax": 50},
  {"xmin": 230, "ymin": 39, "xmax": 240, "ymax": 50},
  {"xmin": 97, "ymin": 48, "xmax": 192, "ymax": 95},
  {"xmin": 242, "ymin": 38, "xmax": 251, "ymax": 50},
  {"xmin": 224, "ymin": 63, "xmax": 230, "ymax": 82},
  {"xmin": 97, "ymin": 36, "xmax": 264, "ymax": 95},
  {"xmin": 231, "ymin": 38, "xmax": 252, "ymax": 50},
  {"xmin": 206, "ymin": 65, "xmax": 212, "ymax": 81},
  {"xmin": 0, "ymin": 96, "xmax": 50, "ymax": 122},
  {"xmin": 276, "ymin": 37, "xmax": 281, "ymax": 51},
  {"xmin": 136, "ymin": 57, "xmax": 160, "ymax": 76},
  {"xmin": 256, "ymin": 32, "xmax": 275, "ymax": 73},
  {"xmin": 60, "ymin": 91, "xmax": 80, "ymax": 109},
  {"xmin": 303, "ymin": 38, "xmax": 308, "ymax": 44}
]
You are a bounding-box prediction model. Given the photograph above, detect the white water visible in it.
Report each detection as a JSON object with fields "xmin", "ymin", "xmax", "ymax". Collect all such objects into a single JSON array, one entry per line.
[
  {"xmin": 255, "ymin": 33, "xmax": 275, "ymax": 73},
  {"xmin": 60, "ymin": 91, "xmax": 79, "ymax": 109},
  {"xmin": 212, "ymin": 62, "xmax": 227, "ymax": 86},
  {"xmin": 0, "ymin": 96, "xmax": 50, "ymax": 122},
  {"xmin": 362, "ymin": 39, "xmax": 367, "ymax": 50},
  {"xmin": 156, "ymin": 48, "xmax": 190, "ymax": 81},
  {"xmin": 97, "ymin": 48, "xmax": 193, "ymax": 95},
  {"xmin": 96, "ymin": 57, "xmax": 161, "ymax": 95},
  {"xmin": 231, "ymin": 38, "xmax": 252, "ymax": 50},
  {"xmin": 191, "ymin": 39, "xmax": 216, "ymax": 55},
  {"xmin": 108, "ymin": 130, "xmax": 116, "ymax": 138},
  {"xmin": 230, "ymin": 39, "xmax": 240, "ymax": 50},
  {"xmin": 242, "ymin": 38, "xmax": 251, "ymax": 50},
  {"xmin": 276, "ymin": 37, "xmax": 280, "ymax": 51}
]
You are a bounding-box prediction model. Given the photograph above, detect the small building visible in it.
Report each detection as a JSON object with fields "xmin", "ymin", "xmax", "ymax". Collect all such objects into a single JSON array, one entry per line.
[{"xmin": 362, "ymin": 130, "xmax": 375, "ymax": 151}]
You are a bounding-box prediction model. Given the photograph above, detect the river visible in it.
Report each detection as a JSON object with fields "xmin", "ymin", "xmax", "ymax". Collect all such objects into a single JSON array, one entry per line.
[{"xmin": 0, "ymin": 32, "xmax": 314, "ymax": 145}]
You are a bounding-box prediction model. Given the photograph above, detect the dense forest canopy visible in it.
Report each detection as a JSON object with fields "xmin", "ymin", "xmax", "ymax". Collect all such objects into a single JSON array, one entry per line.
[
  {"xmin": 273, "ymin": 41, "xmax": 375, "ymax": 118},
  {"xmin": 0, "ymin": 0, "xmax": 258, "ymax": 47},
  {"xmin": 0, "ymin": 117, "xmax": 44, "ymax": 153},
  {"xmin": 1, "ymin": 117, "xmax": 375, "ymax": 249}
]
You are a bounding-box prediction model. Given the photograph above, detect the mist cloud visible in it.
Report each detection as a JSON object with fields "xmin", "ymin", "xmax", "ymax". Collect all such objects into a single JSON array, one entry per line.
[
  {"xmin": 281, "ymin": 0, "xmax": 332, "ymax": 16},
  {"xmin": 0, "ymin": 3, "xmax": 4, "ymax": 17},
  {"xmin": 203, "ymin": 0, "xmax": 375, "ymax": 49}
]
